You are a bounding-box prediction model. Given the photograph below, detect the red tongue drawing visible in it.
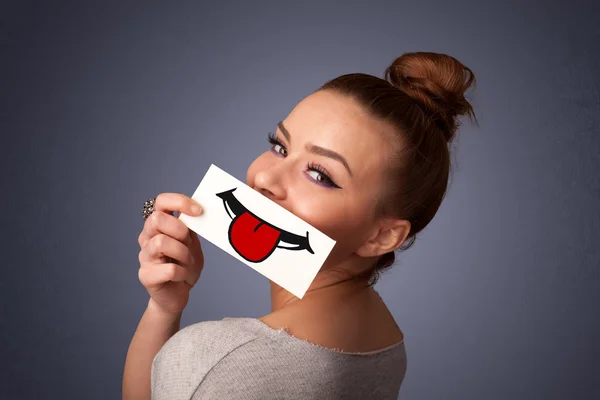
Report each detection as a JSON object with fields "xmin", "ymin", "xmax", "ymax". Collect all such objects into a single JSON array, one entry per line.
[{"xmin": 230, "ymin": 212, "xmax": 281, "ymax": 262}]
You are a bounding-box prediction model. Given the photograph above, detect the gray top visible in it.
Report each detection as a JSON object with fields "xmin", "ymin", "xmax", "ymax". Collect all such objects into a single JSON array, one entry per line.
[{"xmin": 151, "ymin": 317, "xmax": 407, "ymax": 400}]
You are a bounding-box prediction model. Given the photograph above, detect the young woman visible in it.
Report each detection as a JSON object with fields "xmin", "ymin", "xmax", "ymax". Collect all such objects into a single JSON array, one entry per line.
[{"xmin": 123, "ymin": 51, "xmax": 476, "ymax": 400}]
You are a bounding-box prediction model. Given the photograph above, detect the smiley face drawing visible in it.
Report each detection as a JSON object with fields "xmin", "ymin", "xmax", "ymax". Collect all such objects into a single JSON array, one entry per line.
[{"xmin": 216, "ymin": 188, "xmax": 314, "ymax": 263}]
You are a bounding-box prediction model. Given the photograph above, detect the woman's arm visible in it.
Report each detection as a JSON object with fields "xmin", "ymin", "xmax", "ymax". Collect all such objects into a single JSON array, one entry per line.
[
  {"xmin": 122, "ymin": 299, "xmax": 182, "ymax": 400},
  {"xmin": 124, "ymin": 194, "xmax": 204, "ymax": 399}
]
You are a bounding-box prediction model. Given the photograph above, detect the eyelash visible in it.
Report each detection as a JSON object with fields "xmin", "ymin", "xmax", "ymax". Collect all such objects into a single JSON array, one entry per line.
[{"xmin": 266, "ymin": 132, "xmax": 341, "ymax": 189}]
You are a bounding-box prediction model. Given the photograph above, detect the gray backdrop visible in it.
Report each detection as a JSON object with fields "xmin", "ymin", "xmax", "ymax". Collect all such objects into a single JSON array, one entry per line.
[{"xmin": 1, "ymin": 1, "xmax": 599, "ymax": 399}]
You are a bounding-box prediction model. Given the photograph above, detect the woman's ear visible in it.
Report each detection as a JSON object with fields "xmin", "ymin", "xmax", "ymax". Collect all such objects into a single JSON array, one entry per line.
[{"xmin": 355, "ymin": 219, "xmax": 411, "ymax": 258}]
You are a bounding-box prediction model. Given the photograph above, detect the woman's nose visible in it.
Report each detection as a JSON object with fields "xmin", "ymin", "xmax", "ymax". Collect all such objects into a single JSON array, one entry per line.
[{"xmin": 253, "ymin": 165, "xmax": 287, "ymax": 201}]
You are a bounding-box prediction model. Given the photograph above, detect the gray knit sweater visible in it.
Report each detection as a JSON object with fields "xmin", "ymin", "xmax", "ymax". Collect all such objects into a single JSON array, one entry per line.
[{"xmin": 151, "ymin": 317, "xmax": 407, "ymax": 399}]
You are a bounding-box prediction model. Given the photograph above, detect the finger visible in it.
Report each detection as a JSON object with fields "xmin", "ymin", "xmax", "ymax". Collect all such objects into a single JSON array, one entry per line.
[
  {"xmin": 138, "ymin": 263, "xmax": 197, "ymax": 288},
  {"xmin": 138, "ymin": 211, "xmax": 192, "ymax": 249},
  {"xmin": 139, "ymin": 234, "xmax": 195, "ymax": 266},
  {"xmin": 188, "ymin": 231, "xmax": 204, "ymax": 274},
  {"xmin": 189, "ymin": 230, "xmax": 201, "ymax": 251},
  {"xmin": 154, "ymin": 193, "xmax": 203, "ymax": 219}
]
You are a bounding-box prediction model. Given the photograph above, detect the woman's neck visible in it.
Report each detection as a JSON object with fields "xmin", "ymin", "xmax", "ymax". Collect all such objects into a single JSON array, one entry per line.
[{"xmin": 269, "ymin": 270, "xmax": 372, "ymax": 313}]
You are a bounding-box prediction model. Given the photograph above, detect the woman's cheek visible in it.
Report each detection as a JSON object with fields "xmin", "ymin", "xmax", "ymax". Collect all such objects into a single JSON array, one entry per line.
[{"xmin": 293, "ymin": 198, "xmax": 348, "ymax": 240}]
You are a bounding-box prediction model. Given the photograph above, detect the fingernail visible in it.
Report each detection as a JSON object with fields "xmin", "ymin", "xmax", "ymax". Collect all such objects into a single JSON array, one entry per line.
[{"xmin": 191, "ymin": 204, "xmax": 202, "ymax": 215}]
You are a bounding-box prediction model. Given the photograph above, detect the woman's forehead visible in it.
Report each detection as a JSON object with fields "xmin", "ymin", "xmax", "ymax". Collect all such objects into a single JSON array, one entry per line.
[
  {"xmin": 283, "ymin": 91, "xmax": 396, "ymax": 177},
  {"xmin": 286, "ymin": 92, "xmax": 392, "ymax": 140}
]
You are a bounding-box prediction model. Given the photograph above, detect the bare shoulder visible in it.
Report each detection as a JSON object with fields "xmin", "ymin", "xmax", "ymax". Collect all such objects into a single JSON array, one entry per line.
[{"xmin": 260, "ymin": 290, "xmax": 403, "ymax": 353}]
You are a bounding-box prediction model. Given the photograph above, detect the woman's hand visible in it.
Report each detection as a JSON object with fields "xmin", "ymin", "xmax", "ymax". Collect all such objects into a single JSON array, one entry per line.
[{"xmin": 137, "ymin": 193, "xmax": 204, "ymax": 316}]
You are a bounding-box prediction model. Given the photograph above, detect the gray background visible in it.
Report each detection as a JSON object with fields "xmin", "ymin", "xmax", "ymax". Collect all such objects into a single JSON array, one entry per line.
[{"xmin": 1, "ymin": 1, "xmax": 599, "ymax": 399}]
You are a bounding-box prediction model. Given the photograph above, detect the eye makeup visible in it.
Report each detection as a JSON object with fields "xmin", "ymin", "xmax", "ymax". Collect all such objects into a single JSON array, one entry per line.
[
  {"xmin": 267, "ymin": 132, "xmax": 287, "ymax": 157},
  {"xmin": 305, "ymin": 162, "xmax": 340, "ymax": 188},
  {"xmin": 266, "ymin": 132, "xmax": 342, "ymax": 189}
]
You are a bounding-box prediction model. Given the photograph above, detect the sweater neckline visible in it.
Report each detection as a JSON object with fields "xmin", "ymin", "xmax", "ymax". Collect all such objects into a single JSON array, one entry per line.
[{"xmin": 223, "ymin": 317, "xmax": 405, "ymax": 356}]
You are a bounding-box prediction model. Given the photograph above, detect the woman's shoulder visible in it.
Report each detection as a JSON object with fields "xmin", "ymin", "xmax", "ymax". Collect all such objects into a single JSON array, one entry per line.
[
  {"xmin": 151, "ymin": 317, "xmax": 407, "ymax": 399},
  {"xmin": 151, "ymin": 318, "xmax": 263, "ymax": 400},
  {"xmin": 186, "ymin": 317, "xmax": 407, "ymax": 400},
  {"xmin": 168, "ymin": 317, "xmax": 261, "ymax": 343},
  {"xmin": 153, "ymin": 318, "xmax": 264, "ymax": 368}
]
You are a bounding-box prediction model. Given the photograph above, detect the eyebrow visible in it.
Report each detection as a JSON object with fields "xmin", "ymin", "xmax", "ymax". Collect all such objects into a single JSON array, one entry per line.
[
  {"xmin": 277, "ymin": 121, "xmax": 354, "ymax": 177},
  {"xmin": 277, "ymin": 121, "xmax": 292, "ymax": 143}
]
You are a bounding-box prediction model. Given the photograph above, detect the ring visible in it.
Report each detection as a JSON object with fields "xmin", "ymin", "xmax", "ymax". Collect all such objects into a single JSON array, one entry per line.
[{"xmin": 142, "ymin": 197, "xmax": 156, "ymax": 220}]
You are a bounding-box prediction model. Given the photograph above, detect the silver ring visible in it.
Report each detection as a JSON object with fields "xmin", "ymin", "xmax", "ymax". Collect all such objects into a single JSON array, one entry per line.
[{"xmin": 142, "ymin": 197, "xmax": 156, "ymax": 220}]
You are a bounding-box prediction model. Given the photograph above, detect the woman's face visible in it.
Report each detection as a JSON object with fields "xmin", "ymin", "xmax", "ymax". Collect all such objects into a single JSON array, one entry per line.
[{"xmin": 246, "ymin": 90, "xmax": 402, "ymax": 268}]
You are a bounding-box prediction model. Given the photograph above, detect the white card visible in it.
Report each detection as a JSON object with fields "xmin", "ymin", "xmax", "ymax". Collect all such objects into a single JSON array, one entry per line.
[{"xmin": 179, "ymin": 164, "xmax": 336, "ymax": 299}]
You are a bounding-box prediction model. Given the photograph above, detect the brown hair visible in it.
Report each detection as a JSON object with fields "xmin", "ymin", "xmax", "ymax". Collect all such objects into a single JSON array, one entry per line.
[{"xmin": 317, "ymin": 52, "xmax": 477, "ymax": 286}]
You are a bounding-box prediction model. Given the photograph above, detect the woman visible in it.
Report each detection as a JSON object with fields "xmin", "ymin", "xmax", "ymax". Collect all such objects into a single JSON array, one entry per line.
[{"xmin": 123, "ymin": 52, "xmax": 476, "ymax": 400}]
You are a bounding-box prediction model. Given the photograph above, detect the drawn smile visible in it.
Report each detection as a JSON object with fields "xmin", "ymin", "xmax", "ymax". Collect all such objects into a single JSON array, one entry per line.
[{"xmin": 216, "ymin": 188, "xmax": 314, "ymax": 263}]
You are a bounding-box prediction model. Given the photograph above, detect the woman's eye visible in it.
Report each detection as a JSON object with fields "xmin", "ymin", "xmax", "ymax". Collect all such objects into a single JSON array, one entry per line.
[
  {"xmin": 274, "ymin": 144, "xmax": 287, "ymax": 156},
  {"xmin": 305, "ymin": 164, "xmax": 341, "ymax": 189},
  {"xmin": 307, "ymin": 170, "xmax": 324, "ymax": 182},
  {"xmin": 307, "ymin": 170, "xmax": 337, "ymax": 187}
]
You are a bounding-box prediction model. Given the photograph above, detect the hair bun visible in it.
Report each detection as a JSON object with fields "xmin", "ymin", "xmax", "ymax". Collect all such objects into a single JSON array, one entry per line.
[{"xmin": 384, "ymin": 52, "xmax": 476, "ymax": 142}]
